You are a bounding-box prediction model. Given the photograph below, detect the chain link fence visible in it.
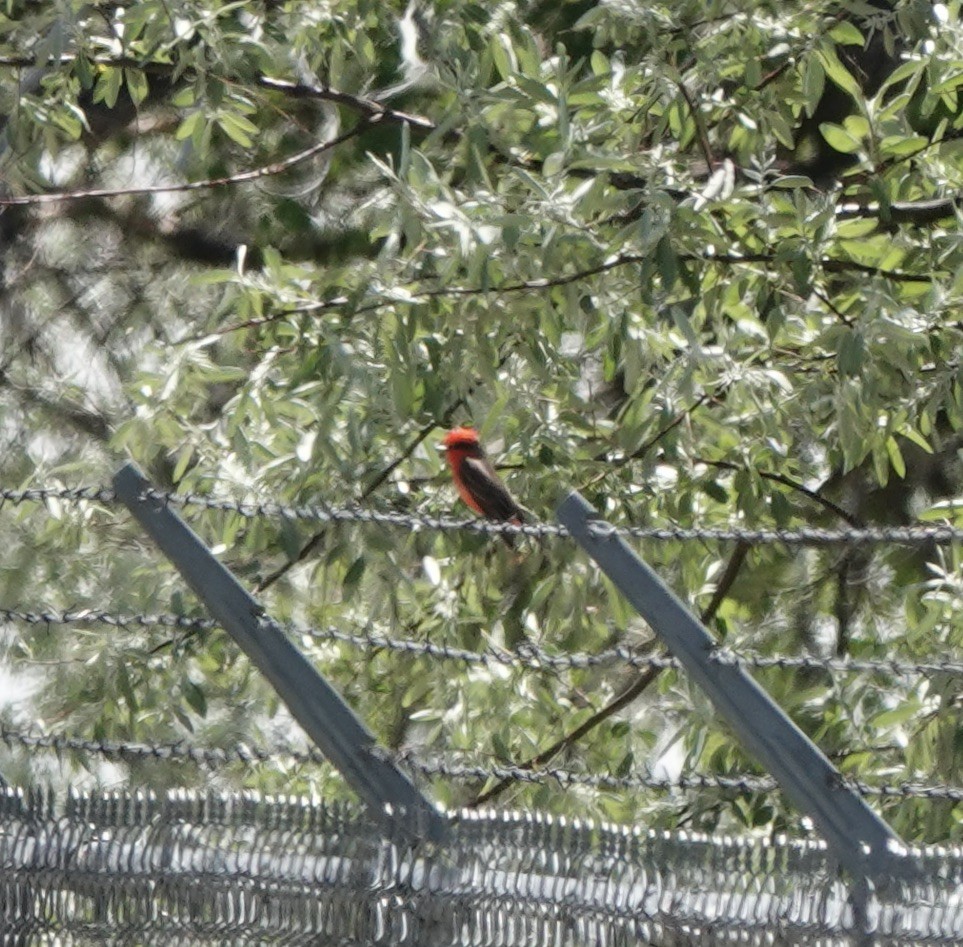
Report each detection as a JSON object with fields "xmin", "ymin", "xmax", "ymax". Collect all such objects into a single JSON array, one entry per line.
[{"xmin": 0, "ymin": 785, "xmax": 961, "ymax": 945}]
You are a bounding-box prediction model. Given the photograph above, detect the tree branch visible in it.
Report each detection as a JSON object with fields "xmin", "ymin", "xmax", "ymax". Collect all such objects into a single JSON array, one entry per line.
[
  {"xmin": 213, "ymin": 250, "xmax": 937, "ymax": 340},
  {"xmin": 468, "ymin": 539, "xmax": 749, "ymax": 809},
  {"xmin": 0, "ymin": 55, "xmax": 435, "ymax": 131},
  {"xmin": 675, "ymin": 79, "xmax": 714, "ymax": 171},
  {"xmin": 0, "ymin": 117, "xmax": 380, "ymax": 206},
  {"xmin": 836, "ymin": 196, "xmax": 961, "ymax": 225}
]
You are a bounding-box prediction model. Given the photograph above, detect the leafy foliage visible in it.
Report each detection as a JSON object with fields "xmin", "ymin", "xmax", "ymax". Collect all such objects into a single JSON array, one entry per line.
[{"xmin": 2, "ymin": 0, "xmax": 963, "ymax": 842}]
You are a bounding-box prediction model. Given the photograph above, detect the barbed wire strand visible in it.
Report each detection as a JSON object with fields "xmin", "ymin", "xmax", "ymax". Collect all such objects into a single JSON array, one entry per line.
[
  {"xmin": 1, "ymin": 728, "xmax": 960, "ymax": 801},
  {"xmin": 4, "ymin": 484, "xmax": 963, "ymax": 547},
  {"xmin": 3, "ymin": 607, "xmax": 961, "ymax": 679}
]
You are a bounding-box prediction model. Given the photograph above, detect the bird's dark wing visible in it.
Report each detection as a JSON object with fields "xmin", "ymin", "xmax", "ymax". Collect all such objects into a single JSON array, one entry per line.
[{"xmin": 460, "ymin": 456, "xmax": 524, "ymax": 522}]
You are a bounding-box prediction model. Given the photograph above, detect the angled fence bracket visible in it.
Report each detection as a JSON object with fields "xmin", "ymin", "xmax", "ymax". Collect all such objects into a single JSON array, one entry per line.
[
  {"xmin": 557, "ymin": 491, "xmax": 920, "ymax": 884},
  {"xmin": 114, "ymin": 462, "xmax": 447, "ymax": 843}
]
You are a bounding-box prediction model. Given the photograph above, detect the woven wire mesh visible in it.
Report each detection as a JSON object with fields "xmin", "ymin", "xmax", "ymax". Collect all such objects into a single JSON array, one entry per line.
[{"xmin": 0, "ymin": 786, "xmax": 961, "ymax": 946}]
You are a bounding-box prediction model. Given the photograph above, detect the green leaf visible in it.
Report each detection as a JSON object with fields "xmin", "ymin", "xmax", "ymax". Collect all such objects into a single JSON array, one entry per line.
[
  {"xmin": 817, "ymin": 45, "xmax": 863, "ymax": 100},
  {"xmin": 886, "ymin": 435, "xmax": 906, "ymax": 479},
  {"xmin": 872, "ymin": 441, "xmax": 889, "ymax": 487},
  {"xmin": 819, "ymin": 122, "xmax": 861, "ymax": 154},
  {"xmin": 125, "ymin": 68, "xmax": 149, "ymax": 106},
  {"xmin": 491, "ymin": 33, "xmax": 516, "ymax": 81},
  {"xmin": 171, "ymin": 86, "xmax": 196, "ymax": 107},
  {"xmin": 868, "ymin": 701, "xmax": 920, "ymax": 730},
  {"xmin": 182, "ymin": 679, "xmax": 208, "ymax": 718},
  {"xmin": 343, "ymin": 556, "xmax": 366, "ymax": 590},
  {"xmin": 802, "ymin": 56, "xmax": 825, "ymax": 117},
  {"xmin": 930, "ymin": 71, "xmax": 963, "ymax": 95},
  {"xmin": 95, "ymin": 66, "xmax": 123, "ymax": 108},
  {"xmin": 828, "ymin": 21, "xmax": 864, "ymax": 46},
  {"xmin": 655, "ymin": 236, "xmax": 677, "ymax": 289},
  {"xmin": 836, "ymin": 218, "xmax": 877, "ymax": 239},
  {"xmin": 74, "ymin": 53, "xmax": 93, "ymax": 89},
  {"xmin": 702, "ymin": 480, "xmax": 729, "ymax": 504},
  {"xmin": 175, "ymin": 111, "xmax": 203, "ymax": 141},
  {"xmin": 919, "ymin": 499, "xmax": 963, "ymax": 523},
  {"xmin": 218, "ymin": 112, "xmax": 258, "ymax": 147},
  {"xmin": 837, "ymin": 330, "xmax": 865, "ymax": 376},
  {"xmin": 543, "ymin": 151, "xmax": 565, "ymax": 176},
  {"xmin": 878, "ymin": 134, "xmax": 928, "ymax": 158},
  {"xmin": 900, "ymin": 426, "xmax": 933, "ymax": 454},
  {"xmin": 843, "ymin": 114, "xmax": 869, "ymax": 138},
  {"xmin": 771, "ymin": 175, "xmax": 816, "ymax": 189},
  {"xmin": 171, "ymin": 446, "xmax": 194, "ymax": 483}
]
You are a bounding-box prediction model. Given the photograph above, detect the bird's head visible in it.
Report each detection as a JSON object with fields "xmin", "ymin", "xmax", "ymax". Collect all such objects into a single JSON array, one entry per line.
[{"xmin": 440, "ymin": 426, "xmax": 482, "ymax": 453}]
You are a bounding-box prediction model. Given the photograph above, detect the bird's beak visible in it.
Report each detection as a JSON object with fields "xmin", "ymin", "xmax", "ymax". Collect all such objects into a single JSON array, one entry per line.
[{"xmin": 435, "ymin": 442, "xmax": 448, "ymax": 453}]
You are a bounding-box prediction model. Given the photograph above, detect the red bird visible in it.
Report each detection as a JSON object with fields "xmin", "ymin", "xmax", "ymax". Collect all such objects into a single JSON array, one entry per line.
[{"xmin": 442, "ymin": 427, "xmax": 525, "ymax": 544}]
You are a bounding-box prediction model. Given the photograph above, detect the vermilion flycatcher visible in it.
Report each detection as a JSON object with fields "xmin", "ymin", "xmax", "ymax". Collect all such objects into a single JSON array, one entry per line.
[{"xmin": 442, "ymin": 427, "xmax": 525, "ymax": 544}]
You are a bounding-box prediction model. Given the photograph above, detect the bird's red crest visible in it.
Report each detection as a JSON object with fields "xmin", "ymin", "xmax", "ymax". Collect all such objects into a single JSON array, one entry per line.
[{"xmin": 443, "ymin": 427, "xmax": 481, "ymax": 449}]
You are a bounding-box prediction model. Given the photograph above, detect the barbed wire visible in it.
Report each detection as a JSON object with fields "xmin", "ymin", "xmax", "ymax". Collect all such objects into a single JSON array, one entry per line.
[
  {"xmin": 2, "ymin": 728, "xmax": 961, "ymax": 801},
  {"xmin": 4, "ymin": 483, "xmax": 963, "ymax": 547},
  {"xmin": 0, "ymin": 728, "xmax": 291, "ymax": 768},
  {"xmin": 0, "ymin": 608, "xmax": 217, "ymax": 634},
  {"xmin": 0, "ymin": 486, "xmax": 115, "ymax": 505},
  {"xmin": 0, "ymin": 728, "xmax": 781, "ymax": 793},
  {"xmin": 4, "ymin": 607, "xmax": 962, "ymax": 679},
  {"xmin": 410, "ymin": 758, "xmax": 781, "ymax": 795},
  {"xmin": 410, "ymin": 760, "xmax": 963, "ymax": 802}
]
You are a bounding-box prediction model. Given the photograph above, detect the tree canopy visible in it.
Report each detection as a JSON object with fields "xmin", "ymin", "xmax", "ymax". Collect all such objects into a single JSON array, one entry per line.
[{"xmin": 3, "ymin": 0, "xmax": 963, "ymax": 843}]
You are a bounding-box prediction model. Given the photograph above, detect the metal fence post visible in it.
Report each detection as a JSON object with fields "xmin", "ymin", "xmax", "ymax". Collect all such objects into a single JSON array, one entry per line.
[
  {"xmin": 557, "ymin": 491, "xmax": 918, "ymax": 883},
  {"xmin": 113, "ymin": 463, "xmax": 447, "ymax": 843}
]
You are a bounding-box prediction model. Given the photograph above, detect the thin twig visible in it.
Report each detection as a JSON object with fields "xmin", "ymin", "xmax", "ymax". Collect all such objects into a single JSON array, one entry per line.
[
  {"xmin": 469, "ymin": 666, "xmax": 662, "ymax": 807},
  {"xmin": 675, "ymin": 79, "xmax": 714, "ymax": 171},
  {"xmin": 702, "ymin": 252, "xmax": 936, "ymax": 284},
  {"xmin": 582, "ymin": 392, "xmax": 714, "ymax": 492},
  {"xmin": 813, "ymin": 288, "xmax": 854, "ymax": 328},
  {"xmin": 692, "ymin": 458, "xmax": 864, "ymax": 528},
  {"xmin": 254, "ymin": 76, "xmax": 434, "ymax": 130},
  {"xmin": 253, "ymin": 418, "xmax": 448, "ymax": 592}
]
